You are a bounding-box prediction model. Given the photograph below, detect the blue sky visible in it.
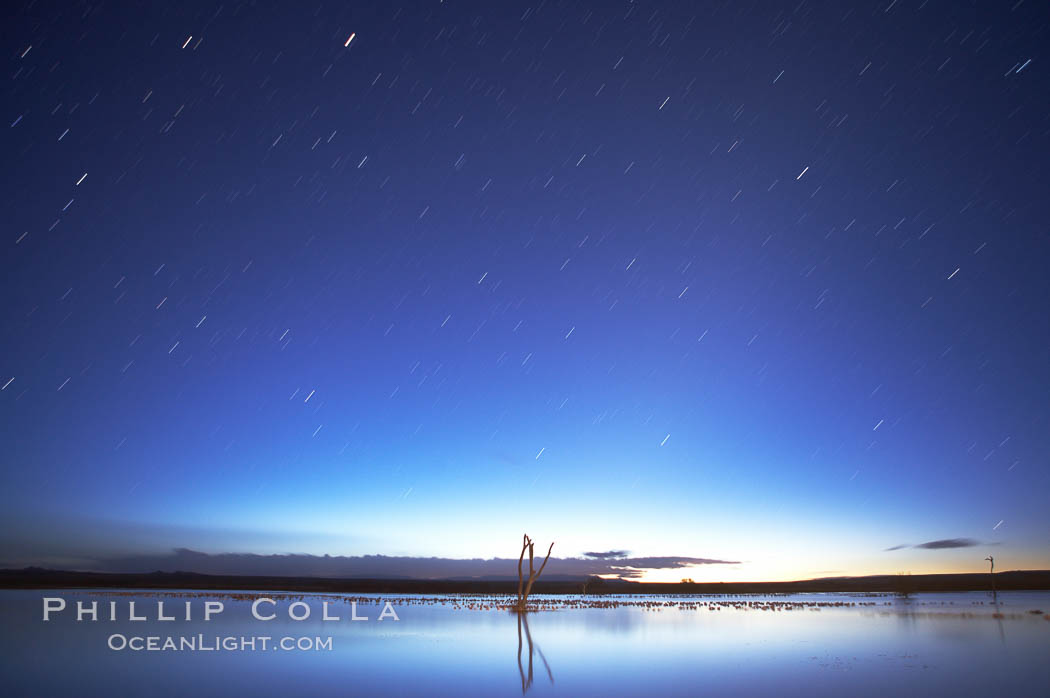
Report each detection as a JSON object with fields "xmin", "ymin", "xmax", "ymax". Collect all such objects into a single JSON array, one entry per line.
[{"xmin": 2, "ymin": 1, "xmax": 1047, "ymax": 581}]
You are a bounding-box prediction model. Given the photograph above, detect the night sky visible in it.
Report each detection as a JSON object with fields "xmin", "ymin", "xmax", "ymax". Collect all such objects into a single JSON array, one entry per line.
[{"xmin": 2, "ymin": 1, "xmax": 1048, "ymax": 582}]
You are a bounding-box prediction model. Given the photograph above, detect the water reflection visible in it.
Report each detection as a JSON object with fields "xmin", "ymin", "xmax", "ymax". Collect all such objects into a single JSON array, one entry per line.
[
  {"xmin": 989, "ymin": 590, "xmax": 1006, "ymax": 643},
  {"xmin": 516, "ymin": 613, "xmax": 553, "ymax": 694},
  {"xmin": 0, "ymin": 589, "xmax": 1046, "ymax": 697}
]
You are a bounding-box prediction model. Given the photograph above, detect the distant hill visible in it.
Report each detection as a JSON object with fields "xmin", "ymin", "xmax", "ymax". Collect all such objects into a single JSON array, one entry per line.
[{"xmin": 1, "ymin": 567, "xmax": 1047, "ymax": 594}]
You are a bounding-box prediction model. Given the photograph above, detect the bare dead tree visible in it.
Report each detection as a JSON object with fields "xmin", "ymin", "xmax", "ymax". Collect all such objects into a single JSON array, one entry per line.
[{"xmin": 516, "ymin": 533, "xmax": 554, "ymax": 612}]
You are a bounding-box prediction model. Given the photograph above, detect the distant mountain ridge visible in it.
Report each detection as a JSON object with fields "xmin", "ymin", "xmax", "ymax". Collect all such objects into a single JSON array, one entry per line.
[{"xmin": 2, "ymin": 567, "xmax": 1048, "ymax": 594}]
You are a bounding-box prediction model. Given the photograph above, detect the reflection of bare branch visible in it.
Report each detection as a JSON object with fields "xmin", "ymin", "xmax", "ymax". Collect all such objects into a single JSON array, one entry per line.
[
  {"xmin": 516, "ymin": 613, "xmax": 527, "ymax": 694},
  {"xmin": 516, "ymin": 611, "xmax": 553, "ymax": 694},
  {"xmin": 536, "ymin": 645, "xmax": 554, "ymax": 685},
  {"xmin": 523, "ymin": 614, "xmax": 553, "ymax": 685}
]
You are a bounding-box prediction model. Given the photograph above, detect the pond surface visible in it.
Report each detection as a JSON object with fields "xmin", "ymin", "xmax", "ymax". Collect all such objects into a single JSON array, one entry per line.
[{"xmin": 1, "ymin": 589, "xmax": 1047, "ymax": 696}]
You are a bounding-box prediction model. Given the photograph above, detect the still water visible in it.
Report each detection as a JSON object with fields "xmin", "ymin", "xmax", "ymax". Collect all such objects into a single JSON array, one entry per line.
[{"xmin": 1, "ymin": 589, "xmax": 1047, "ymax": 696}]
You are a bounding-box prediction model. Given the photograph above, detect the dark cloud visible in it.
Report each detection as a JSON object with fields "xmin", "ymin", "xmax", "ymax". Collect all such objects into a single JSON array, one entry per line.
[
  {"xmin": 13, "ymin": 548, "xmax": 739, "ymax": 580},
  {"xmin": 583, "ymin": 550, "xmax": 628, "ymax": 560},
  {"xmin": 915, "ymin": 538, "xmax": 979, "ymax": 550},
  {"xmin": 606, "ymin": 556, "xmax": 734, "ymax": 570},
  {"xmin": 886, "ymin": 538, "xmax": 979, "ymax": 551}
]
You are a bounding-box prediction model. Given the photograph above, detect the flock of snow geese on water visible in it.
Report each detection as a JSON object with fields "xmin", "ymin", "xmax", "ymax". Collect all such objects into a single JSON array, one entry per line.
[{"xmin": 77, "ymin": 590, "xmax": 1050, "ymax": 619}]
